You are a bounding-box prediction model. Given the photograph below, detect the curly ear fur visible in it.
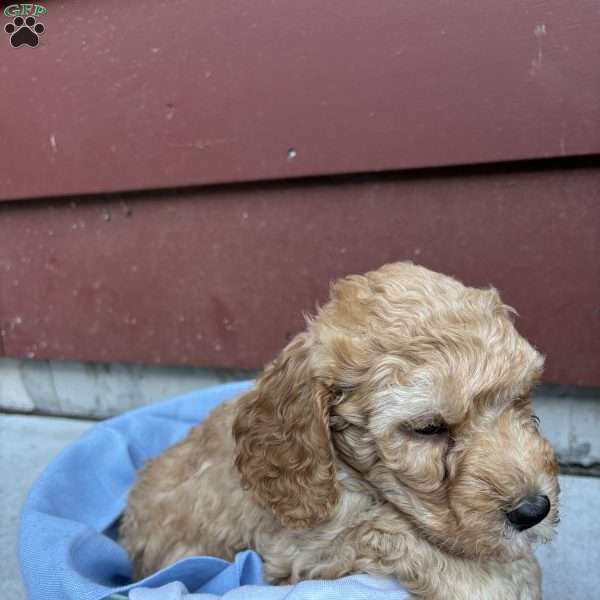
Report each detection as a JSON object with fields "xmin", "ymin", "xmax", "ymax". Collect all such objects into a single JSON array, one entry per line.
[{"xmin": 232, "ymin": 332, "xmax": 338, "ymax": 529}]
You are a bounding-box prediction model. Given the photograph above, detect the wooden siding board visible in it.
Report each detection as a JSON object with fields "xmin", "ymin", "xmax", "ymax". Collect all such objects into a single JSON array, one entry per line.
[
  {"xmin": 0, "ymin": 164, "xmax": 598, "ymax": 386},
  {"xmin": 1, "ymin": 0, "xmax": 599, "ymax": 201}
]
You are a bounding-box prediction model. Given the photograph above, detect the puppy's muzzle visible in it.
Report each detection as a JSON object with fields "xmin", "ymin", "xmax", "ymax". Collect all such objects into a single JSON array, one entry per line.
[{"xmin": 506, "ymin": 494, "xmax": 551, "ymax": 531}]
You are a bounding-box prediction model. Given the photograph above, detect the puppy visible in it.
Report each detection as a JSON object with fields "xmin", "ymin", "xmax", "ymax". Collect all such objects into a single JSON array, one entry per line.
[{"xmin": 120, "ymin": 263, "xmax": 559, "ymax": 599}]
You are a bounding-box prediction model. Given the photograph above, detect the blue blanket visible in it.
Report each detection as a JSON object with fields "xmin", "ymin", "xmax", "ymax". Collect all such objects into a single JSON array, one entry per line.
[{"xmin": 19, "ymin": 381, "xmax": 408, "ymax": 599}]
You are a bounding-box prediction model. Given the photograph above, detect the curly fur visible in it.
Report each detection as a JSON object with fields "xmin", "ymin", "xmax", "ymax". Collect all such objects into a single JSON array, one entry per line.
[{"xmin": 120, "ymin": 263, "xmax": 559, "ymax": 599}]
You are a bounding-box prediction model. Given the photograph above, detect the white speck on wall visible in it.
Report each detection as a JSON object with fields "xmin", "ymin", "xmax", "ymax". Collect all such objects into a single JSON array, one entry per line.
[
  {"xmin": 192, "ymin": 138, "xmax": 229, "ymax": 150},
  {"xmin": 530, "ymin": 24, "xmax": 546, "ymax": 76},
  {"xmin": 49, "ymin": 134, "xmax": 57, "ymax": 153}
]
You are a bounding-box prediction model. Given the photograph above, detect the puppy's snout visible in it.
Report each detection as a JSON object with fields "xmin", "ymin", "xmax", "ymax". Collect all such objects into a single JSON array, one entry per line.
[{"xmin": 506, "ymin": 494, "xmax": 550, "ymax": 531}]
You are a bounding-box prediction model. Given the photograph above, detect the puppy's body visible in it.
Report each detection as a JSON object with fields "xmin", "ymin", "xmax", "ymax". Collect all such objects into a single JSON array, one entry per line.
[
  {"xmin": 121, "ymin": 400, "xmax": 541, "ymax": 599},
  {"xmin": 121, "ymin": 263, "xmax": 558, "ymax": 599}
]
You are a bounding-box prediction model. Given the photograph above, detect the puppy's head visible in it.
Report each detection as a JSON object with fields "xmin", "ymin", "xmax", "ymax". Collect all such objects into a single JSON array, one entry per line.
[{"xmin": 233, "ymin": 262, "xmax": 559, "ymax": 560}]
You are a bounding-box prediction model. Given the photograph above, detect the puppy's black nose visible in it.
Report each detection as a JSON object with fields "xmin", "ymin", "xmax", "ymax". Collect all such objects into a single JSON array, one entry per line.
[{"xmin": 506, "ymin": 495, "xmax": 550, "ymax": 531}]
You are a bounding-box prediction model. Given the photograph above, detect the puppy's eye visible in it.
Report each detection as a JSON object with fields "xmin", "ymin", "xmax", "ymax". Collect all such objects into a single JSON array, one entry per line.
[
  {"xmin": 414, "ymin": 423, "xmax": 448, "ymax": 436},
  {"xmin": 328, "ymin": 386, "xmax": 346, "ymax": 405}
]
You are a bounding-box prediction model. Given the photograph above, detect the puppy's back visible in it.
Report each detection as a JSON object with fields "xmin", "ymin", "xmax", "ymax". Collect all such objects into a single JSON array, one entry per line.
[{"xmin": 119, "ymin": 399, "xmax": 264, "ymax": 579}]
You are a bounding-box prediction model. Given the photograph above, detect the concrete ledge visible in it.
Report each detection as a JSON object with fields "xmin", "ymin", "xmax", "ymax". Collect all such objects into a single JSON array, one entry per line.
[
  {"xmin": 0, "ymin": 358, "xmax": 255, "ymax": 418},
  {"xmin": 532, "ymin": 392, "xmax": 600, "ymax": 469}
]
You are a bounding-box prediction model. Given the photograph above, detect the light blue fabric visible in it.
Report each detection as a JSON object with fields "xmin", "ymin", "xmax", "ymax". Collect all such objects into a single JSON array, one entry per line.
[
  {"xmin": 19, "ymin": 381, "xmax": 408, "ymax": 600},
  {"xmin": 129, "ymin": 574, "xmax": 407, "ymax": 600}
]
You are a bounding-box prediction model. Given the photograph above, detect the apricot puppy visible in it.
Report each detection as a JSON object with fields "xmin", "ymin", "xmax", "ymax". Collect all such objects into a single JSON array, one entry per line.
[{"xmin": 121, "ymin": 263, "xmax": 559, "ymax": 599}]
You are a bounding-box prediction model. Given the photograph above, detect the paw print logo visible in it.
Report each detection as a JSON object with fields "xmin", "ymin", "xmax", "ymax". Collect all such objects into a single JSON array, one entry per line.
[{"xmin": 5, "ymin": 15, "xmax": 45, "ymax": 48}]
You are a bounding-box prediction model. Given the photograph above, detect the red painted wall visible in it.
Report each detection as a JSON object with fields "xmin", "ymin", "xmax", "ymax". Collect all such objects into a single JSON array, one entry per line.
[
  {"xmin": 0, "ymin": 2, "xmax": 598, "ymax": 385},
  {"xmin": 1, "ymin": 163, "xmax": 598, "ymax": 385}
]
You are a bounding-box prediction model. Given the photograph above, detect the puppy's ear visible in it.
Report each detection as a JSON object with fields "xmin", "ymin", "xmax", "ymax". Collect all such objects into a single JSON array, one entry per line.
[{"xmin": 233, "ymin": 332, "xmax": 338, "ymax": 529}]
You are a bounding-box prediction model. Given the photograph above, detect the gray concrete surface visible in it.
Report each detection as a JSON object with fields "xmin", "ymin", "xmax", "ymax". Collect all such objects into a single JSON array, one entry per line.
[
  {"xmin": 0, "ymin": 414, "xmax": 92, "ymax": 599},
  {"xmin": 535, "ymin": 475, "xmax": 600, "ymax": 599},
  {"xmin": 1, "ymin": 410, "xmax": 599, "ymax": 599}
]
